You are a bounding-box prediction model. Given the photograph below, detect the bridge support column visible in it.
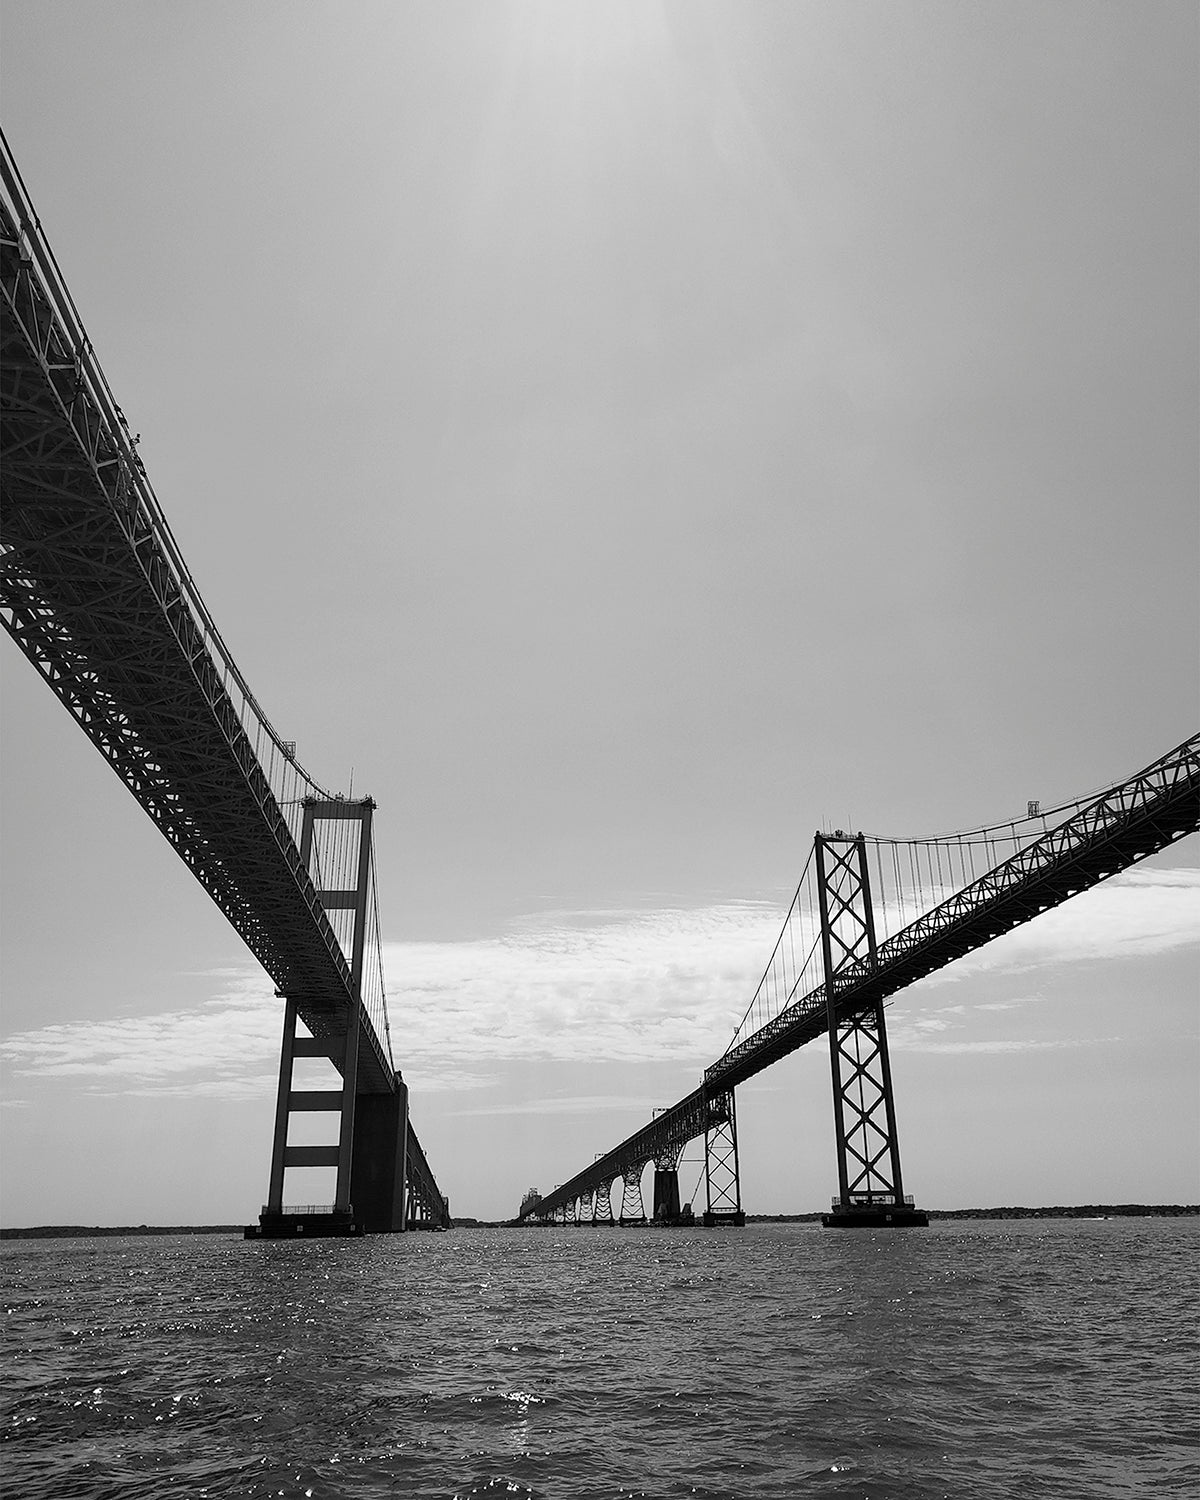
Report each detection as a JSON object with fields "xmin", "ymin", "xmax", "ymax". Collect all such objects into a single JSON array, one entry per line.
[
  {"xmin": 619, "ymin": 1162, "xmax": 648, "ymax": 1225},
  {"xmin": 350, "ymin": 1076, "xmax": 409, "ymax": 1233},
  {"xmin": 702, "ymin": 1090, "xmax": 745, "ymax": 1227},
  {"xmin": 592, "ymin": 1179, "xmax": 616, "ymax": 1224},
  {"xmin": 247, "ymin": 798, "xmax": 408, "ymax": 1239},
  {"xmin": 652, "ymin": 1141, "xmax": 691, "ymax": 1223},
  {"xmin": 815, "ymin": 833, "xmax": 927, "ymax": 1228},
  {"xmin": 653, "ymin": 1168, "xmax": 681, "ymax": 1222}
]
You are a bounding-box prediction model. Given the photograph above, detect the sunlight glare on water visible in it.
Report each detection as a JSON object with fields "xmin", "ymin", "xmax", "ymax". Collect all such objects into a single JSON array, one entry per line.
[{"xmin": 2, "ymin": 1218, "xmax": 1197, "ymax": 1498}]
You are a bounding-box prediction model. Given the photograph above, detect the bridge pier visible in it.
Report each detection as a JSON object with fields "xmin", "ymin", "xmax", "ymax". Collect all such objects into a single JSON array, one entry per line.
[
  {"xmin": 652, "ymin": 1167, "xmax": 681, "ymax": 1222},
  {"xmin": 351, "ymin": 1078, "xmax": 409, "ymax": 1232},
  {"xmin": 592, "ymin": 1178, "xmax": 616, "ymax": 1224},
  {"xmin": 702, "ymin": 1089, "xmax": 745, "ymax": 1227},
  {"xmin": 619, "ymin": 1162, "xmax": 648, "ymax": 1224},
  {"xmin": 246, "ymin": 798, "xmax": 419, "ymax": 1239}
]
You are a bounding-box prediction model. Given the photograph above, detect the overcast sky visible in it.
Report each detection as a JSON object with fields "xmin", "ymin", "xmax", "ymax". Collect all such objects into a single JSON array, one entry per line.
[{"xmin": 1, "ymin": 2, "xmax": 1196, "ymax": 1226}]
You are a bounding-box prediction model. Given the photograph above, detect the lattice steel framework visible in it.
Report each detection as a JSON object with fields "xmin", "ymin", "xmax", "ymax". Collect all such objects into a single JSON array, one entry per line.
[
  {"xmin": 815, "ymin": 834, "xmax": 904, "ymax": 1209},
  {"xmin": 655, "ymin": 1140, "xmax": 685, "ymax": 1172},
  {"xmin": 592, "ymin": 1179, "xmax": 616, "ymax": 1224},
  {"xmin": 619, "ymin": 1163, "xmax": 649, "ymax": 1224},
  {"xmin": 702, "ymin": 1090, "xmax": 744, "ymax": 1224}
]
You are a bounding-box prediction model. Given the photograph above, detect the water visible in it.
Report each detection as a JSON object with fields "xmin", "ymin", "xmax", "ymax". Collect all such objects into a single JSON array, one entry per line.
[{"xmin": 2, "ymin": 1218, "xmax": 1196, "ymax": 1499}]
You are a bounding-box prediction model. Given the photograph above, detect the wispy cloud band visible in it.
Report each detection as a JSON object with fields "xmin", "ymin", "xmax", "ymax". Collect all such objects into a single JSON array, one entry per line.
[{"xmin": 2, "ymin": 868, "xmax": 1195, "ymax": 1099}]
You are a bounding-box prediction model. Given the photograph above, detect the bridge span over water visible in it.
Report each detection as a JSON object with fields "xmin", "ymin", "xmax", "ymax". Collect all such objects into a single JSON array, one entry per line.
[
  {"xmin": 519, "ymin": 740, "xmax": 1198, "ymax": 1230},
  {"xmin": 0, "ymin": 133, "xmax": 449, "ymax": 1237}
]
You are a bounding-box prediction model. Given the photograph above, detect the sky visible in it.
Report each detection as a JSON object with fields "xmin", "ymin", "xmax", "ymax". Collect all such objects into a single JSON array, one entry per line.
[{"xmin": 0, "ymin": 1, "xmax": 1196, "ymax": 1226}]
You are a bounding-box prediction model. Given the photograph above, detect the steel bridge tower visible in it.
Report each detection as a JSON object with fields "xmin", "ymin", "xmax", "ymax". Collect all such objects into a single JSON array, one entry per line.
[
  {"xmin": 253, "ymin": 798, "xmax": 413, "ymax": 1239},
  {"xmin": 815, "ymin": 833, "xmax": 927, "ymax": 1227}
]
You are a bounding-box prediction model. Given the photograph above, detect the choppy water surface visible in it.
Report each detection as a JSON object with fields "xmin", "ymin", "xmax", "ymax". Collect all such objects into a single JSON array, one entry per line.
[{"xmin": 2, "ymin": 1218, "xmax": 1197, "ymax": 1499}]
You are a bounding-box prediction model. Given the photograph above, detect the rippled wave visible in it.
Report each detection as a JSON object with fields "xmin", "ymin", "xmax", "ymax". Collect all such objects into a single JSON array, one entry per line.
[{"xmin": 2, "ymin": 1219, "xmax": 1196, "ymax": 1498}]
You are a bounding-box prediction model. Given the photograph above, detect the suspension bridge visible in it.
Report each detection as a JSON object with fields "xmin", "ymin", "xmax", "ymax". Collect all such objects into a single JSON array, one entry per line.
[
  {"xmin": 0, "ymin": 133, "xmax": 450, "ymax": 1237},
  {"xmin": 517, "ymin": 742, "xmax": 1199, "ymax": 1229}
]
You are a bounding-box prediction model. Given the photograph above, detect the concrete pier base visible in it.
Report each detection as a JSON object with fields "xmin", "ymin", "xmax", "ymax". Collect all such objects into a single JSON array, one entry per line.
[
  {"xmin": 244, "ymin": 1210, "xmax": 363, "ymax": 1239},
  {"xmin": 822, "ymin": 1203, "xmax": 929, "ymax": 1228},
  {"xmin": 702, "ymin": 1209, "xmax": 746, "ymax": 1227},
  {"xmin": 652, "ymin": 1168, "xmax": 681, "ymax": 1221},
  {"xmin": 351, "ymin": 1081, "xmax": 409, "ymax": 1233}
]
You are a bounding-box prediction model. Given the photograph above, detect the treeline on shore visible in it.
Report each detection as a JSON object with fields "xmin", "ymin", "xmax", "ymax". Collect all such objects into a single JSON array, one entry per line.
[
  {"xmin": 3, "ymin": 1204, "xmax": 1197, "ymax": 1239},
  {"xmin": 746, "ymin": 1204, "xmax": 1200, "ymax": 1223},
  {"xmin": 1, "ymin": 1225, "xmax": 241, "ymax": 1240},
  {"xmin": 935, "ymin": 1203, "xmax": 1200, "ymax": 1220}
]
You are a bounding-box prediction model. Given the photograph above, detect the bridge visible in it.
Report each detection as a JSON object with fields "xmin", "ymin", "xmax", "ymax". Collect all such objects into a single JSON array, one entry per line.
[
  {"xmin": 517, "ymin": 737, "xmax": 1199, "ymax": 1229},
  {"xmin": 3, "ymin": 129, "xmax": 1196, "ymax": 1237},
  {"xmin": 0, "ymin": 132, "xmax": 450, "ymax": 1237}
]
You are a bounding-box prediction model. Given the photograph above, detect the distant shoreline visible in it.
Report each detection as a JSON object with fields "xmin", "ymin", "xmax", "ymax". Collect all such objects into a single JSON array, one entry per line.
[
  {"xmin": 2, "ymin": 1204, "xmax": 1197, "ymax": 1239},
  {"xmin": 746, "ymin": 1204, "xmax": 1200, "ymax": 1224}
]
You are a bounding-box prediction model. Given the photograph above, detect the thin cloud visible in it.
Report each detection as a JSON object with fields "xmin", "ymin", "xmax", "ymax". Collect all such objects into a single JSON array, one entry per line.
[
  {"xmin": 3, "ymin": 871, "xmax": 1193, "ymax": 1097},
  {"xmin": 0, "ymin": 903, "xmax": 784, "ymax": 1098},
  {"xmin": 908, "ymin": 1036, "xmax": 1121, "ymax": 1055},
  {"xmin": 383, "ymin": 902, "xmax": 785, "ymax": 1076},
  {"xmin": 447, "ymin": 1093, "xmax": 662, "ymax": 1119},
  {"xmin": 1, "ymin": 973, "xmax": 280, "ymax": 1100}
]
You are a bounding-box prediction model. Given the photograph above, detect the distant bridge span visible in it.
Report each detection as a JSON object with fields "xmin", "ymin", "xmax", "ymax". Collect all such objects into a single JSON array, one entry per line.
[{"xmin": 521, "ymin": 736, "xmax": 1198, "ymax": 1227}]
